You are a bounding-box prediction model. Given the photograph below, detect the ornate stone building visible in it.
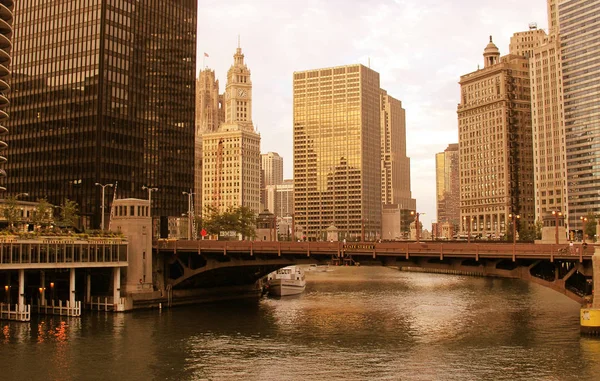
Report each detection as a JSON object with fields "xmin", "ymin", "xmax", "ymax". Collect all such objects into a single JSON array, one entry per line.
[
  {"xmin": 194, "ymin": 69, "xmax": 224, "ymax": 215},
  {"xmin": 201, "ymin": 46, "xmax": 261, "ymax": 215},
  {"xmin": 458, "ymin": 37, "xmax": 534, "ymax": 238}
]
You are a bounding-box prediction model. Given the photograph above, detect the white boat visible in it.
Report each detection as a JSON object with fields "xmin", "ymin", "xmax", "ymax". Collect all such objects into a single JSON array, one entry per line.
[{"xmin": 267, "ymin": 266, "xmax": 306, "ymax": 296}]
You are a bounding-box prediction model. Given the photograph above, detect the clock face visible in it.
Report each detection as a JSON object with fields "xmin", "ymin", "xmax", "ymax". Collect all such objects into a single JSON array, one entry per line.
[{"xmin": 238, "ymin": 89, "xmax": 247, "ymax": 98}]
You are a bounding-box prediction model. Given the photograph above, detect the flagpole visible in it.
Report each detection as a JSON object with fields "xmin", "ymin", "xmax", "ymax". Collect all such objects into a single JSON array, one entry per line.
[{"xmin": 108, "ymin": 181, "xmax": 118, "ymax": 231}]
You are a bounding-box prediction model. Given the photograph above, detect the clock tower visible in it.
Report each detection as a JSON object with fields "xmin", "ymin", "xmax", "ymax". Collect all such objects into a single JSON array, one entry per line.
[
  {"xmin": 201, "ymin": 44, "xmax": 261, "ymax": 216},
  {"xmin": 224, "ymin": 45, "xmax": 253, "ymax": 130}
]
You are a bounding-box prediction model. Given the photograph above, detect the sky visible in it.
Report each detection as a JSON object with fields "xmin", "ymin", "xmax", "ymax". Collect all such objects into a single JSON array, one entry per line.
[{"xmin": 196, "ymin": 0, "xmax": 548, "ymax": 229}]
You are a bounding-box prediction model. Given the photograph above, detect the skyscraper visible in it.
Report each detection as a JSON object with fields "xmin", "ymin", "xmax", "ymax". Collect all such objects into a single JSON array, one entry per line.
[
  {"xmin": 509, "ymin": 25, "xmax": 546, "ymax": 58},
  {"xmin": 261, "ymin": 152, "xmax": 283, "ymax": 187},
  {"xmin": 527, "ymin": 23, "xmax": 567, "ymax": 225},
  {"xmin": 201, "ymin": 46, "xmax": 261, "ymax": 215},
  {"xmin": 436, "ymin": 144, "xmax": 460, "ymax": 233},
  {"xmin": 559, "ymin": 0, "xmax": 600, "ymax": 229},
  {"xmin": 6, "ymin": 0, "xmax": 197, "ymax": 228},
  {"xmin": 0, "ymin": 0, "xmax": 13, "ymax": 192},
  {"xmin": 293, "ymin": 64, "xmax": 382, "ymax": 240},
  {"xmin": 261, "ymin": 151, "xmax": 283, "ymax": 213},
  {"xmin": 380, "ymin": 90, "xmax": 414, "ymax": 206},
  {"xmin": 380, "ymin": 89, "xmax": 416, "ymax": 240},
  {"xmin": 458, "ymin": 37, "xmax": 534, "ymax": 238}
]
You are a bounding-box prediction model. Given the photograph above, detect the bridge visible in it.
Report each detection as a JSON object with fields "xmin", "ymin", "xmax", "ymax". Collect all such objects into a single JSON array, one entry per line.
[
  {"xmin": 156, "ymin": 239, "xmax": 600, "ymax": 334},
  {"xmin": 155, "ymin": 240, "xmax": 594, "ymax": 304}
]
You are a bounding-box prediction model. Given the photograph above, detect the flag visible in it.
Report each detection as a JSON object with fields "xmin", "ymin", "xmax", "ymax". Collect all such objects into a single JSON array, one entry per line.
[{"xmin": 204, "ymin": 52, "xmax": 209, "ymax": 57}]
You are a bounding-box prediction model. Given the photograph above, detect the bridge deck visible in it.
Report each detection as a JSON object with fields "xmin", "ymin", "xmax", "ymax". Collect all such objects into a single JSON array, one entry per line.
[{"xmin": 155, "ymin": 240, "xmax": 593, "ymax": 262}]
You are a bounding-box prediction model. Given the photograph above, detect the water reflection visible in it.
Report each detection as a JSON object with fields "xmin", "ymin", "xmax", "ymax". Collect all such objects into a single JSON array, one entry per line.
[{"xmin": 1, "ymin": 267, "xmax": 600, "ymax": 381}]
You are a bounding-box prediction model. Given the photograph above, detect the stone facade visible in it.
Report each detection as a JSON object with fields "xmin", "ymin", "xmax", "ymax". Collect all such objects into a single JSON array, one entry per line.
[
  {"xmin": 201, "ymin": 46, "xmax": 261, "ymax": 216},
  {"xmin": 458, "ymin": 37, "xmax": 534, "ymax": 238}
]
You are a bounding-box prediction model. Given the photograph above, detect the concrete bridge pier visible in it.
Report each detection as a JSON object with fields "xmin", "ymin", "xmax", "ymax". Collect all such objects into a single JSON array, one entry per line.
[
  {"xmin": 581, "ymin": 247, "xmax": 600, "ymax": 335},
  {"xmin": 40, "ymin": 271, "xmax": 46, "ymax": 306},
  {"xmin": 69, "ymin": 268, "xmax": 76, "ymax": 307}
]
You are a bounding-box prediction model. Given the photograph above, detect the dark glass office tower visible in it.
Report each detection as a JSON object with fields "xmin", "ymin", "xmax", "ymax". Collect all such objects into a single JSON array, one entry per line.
[
  {"xmin": 6, "ymin": 0, "xmax": 197, "ymax": 228},
  {"xmin": 0, "ymin": 0, "xmax": 13, "ymax": 191}
]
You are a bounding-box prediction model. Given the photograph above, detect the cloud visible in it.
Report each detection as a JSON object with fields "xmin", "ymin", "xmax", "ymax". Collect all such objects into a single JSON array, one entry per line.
[{"xmin": 197, "ymin": 0, "xmax": 548, "ymax": 227}]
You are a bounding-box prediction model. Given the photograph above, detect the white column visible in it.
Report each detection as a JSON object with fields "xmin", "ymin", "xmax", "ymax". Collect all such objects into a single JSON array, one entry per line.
[
  {"xmin": 40, "ymin": 271, "xmax": 46, "ymax": 306},
  {"xmin": 18, "ymin": 269, "xmax": 25, "ymax": 309},
  {"xmin": 69, "ymin": 268, "xmax": 76, "ymax": 307},
  {"xmin": 86, "ymin": 272, "xmax": 91, "ymax": 304},
  {"xmin": 113, "ymin": 267, "xmax": 121, "ymax": 305}
]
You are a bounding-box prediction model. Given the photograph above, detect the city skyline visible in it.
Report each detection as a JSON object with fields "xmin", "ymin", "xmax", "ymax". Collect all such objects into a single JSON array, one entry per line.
[{"xmin": 197, "ymin": 0, "xmax": 547, "ymax": 228}]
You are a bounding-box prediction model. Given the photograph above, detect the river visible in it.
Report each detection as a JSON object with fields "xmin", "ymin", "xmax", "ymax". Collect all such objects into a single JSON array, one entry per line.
[{"xmin": 2, "ymin": 266, "xmax": 599, "ymax": 381}]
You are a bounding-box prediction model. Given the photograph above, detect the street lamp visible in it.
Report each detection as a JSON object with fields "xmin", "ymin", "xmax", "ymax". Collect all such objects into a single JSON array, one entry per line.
[
  {"xmin": 141, "ymin": 186, "xmax": 158, "ymax": 215},
  {"xmin": 95, "ymin": 183, "xmax": 113, "ymax": 230},
  {"xmin": 15, "ymin": 192, "xmax": 28, "ymax": 199},
  {"xmin": 182, "ymin": 190, "xmax": 193, "ymax": 240},
  {"xmin": 552, "ymin": 210, "xmax": 563, "ymax": 245},
  {"xmin": 580, "ymin": 216, "xmax": 588, "ymax": 244},
  {"xmin": 508, "ymin": 213, "xmax": 520, "ymax": 244},
  {"xmin": 361, "ymin": 218, "xmax": 366, "ymax": 242},
  {"xmin": 463, "ymin": 216, "xmax": 473, "ymax": 243},
  {"xmin": 410, "ymin": 211, "xmax": 425, "ymax": 243}
]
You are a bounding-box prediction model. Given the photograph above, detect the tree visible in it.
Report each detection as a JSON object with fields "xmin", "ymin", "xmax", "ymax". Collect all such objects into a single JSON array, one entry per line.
[
  {"xmin": 236, "ymin": 206, "xmax": 256, "ymax": 239},
  {"xmin": 518, "ymin": 222, "xmax": 536, "ymax": 242},
  {"xmin": 201, "ymin": 204, "xmax": 257, "ymax": 239},
  {"xmin": 59, "ymin": 198, "xmax": 79, "ymax": 230},
  {"xmin": 584, "ymin": 213, "xmax": 597, "ymax": 242},
  {"xmin": 31, "ymin": 198, "xmax": 53, "ymax": 231},
  {"xmin": 201, "ymin": 204, "xmax": 222, "ymax": 236},
  {"xmin": 534, "ymin": 219, "xmax": 543, "ymax": 240},
  {"xmin": 2, "ymin": 196, "xmax": 20, "ymax": 231}
]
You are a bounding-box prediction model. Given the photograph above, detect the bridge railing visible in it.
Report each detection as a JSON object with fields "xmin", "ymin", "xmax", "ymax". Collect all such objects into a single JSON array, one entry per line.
[{"xmin": 157, "ymin": 240, "xmax": 594, "ymax": 259}]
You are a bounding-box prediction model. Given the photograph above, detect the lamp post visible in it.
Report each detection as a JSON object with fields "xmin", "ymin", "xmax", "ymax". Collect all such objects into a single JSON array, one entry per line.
[
  {"xmin": 552, "ymin": 210, "xmax": 563, "ymax": 245},
  {"xmin": 361, "ymin": 218, "xmax": 366, "ymax": 242},
  {"xmin": 182, "ymin": 191, "xmax": 193, "ymax": 240},
  {"xmin": 410, "ymin": 211, "xmax": 424, "ymax": 243},
  {"xmin": 463, "ymin": 216, "xmax": 472, "ymax": 243},
  {"xmin": 95, "ymin": 183, "xmax": 113, "ymax": 230},
  {"xmin": 508, "ymin": 213, "xmax": 520, "ymax": 244},
  {"xmin": 580, "ymin": 216, "xmax": 588, "ymax": 244},
  {"xmin": 141, "ymin": 186, "xmax": 158, "ymax": 215},
  {"xmin": 142, "ymin": 186, "xmax": 158, "ymax": 239}
]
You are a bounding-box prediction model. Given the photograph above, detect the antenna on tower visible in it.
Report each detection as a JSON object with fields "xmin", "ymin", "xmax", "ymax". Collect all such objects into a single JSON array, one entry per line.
[
  {"xmin": 238, "ymin": 34, "xmax": 241, "ymax": 48},
  {"xmin": 368, "ymin": 57, "xmax": 371, "ymax": 68}
]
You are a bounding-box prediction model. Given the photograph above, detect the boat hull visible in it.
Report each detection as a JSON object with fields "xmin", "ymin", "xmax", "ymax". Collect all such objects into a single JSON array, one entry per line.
[{"xmin": 268, "ymin": 279, "xmax": 306, "ymax": 296}]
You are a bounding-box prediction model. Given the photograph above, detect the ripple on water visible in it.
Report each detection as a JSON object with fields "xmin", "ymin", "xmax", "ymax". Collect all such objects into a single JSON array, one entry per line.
[{"xmin": 1, "ymin": 267, "xmax": 598, "ymax": 381}]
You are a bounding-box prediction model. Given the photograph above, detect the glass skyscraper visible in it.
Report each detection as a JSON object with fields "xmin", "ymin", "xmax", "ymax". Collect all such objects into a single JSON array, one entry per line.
[
  {"xmin": 559, "ymin": 0, "xmax": 600, "ymax": 229},
  {"xmin": 6, "ymin": 0, "xmax": 196, "ymax": 228},
  {"xmin": 0, "ymin": 0, "xmax": 13, "ymax": 191},
  {"xmin": 293, "ymin": 64, "xmax": 382, "ymax": 240}
]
